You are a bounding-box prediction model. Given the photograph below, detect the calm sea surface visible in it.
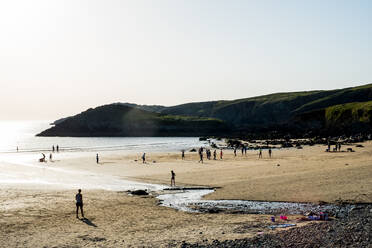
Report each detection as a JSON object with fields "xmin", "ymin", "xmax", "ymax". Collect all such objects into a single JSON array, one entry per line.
[{"xmin": 0, "ymin": 121, "xmax": 206, "ymax": 153}]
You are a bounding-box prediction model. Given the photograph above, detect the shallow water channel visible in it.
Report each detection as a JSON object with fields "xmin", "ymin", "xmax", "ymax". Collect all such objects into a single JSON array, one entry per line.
[{"xmin": 157, "ymin": 188, "xmax": 354, "ymax": 216}]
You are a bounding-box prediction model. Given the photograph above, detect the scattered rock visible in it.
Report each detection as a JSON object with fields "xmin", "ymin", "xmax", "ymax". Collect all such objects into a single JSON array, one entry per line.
[{"xmin": 129, "ymin": 190, "xmax": 148, "ymax": 196}]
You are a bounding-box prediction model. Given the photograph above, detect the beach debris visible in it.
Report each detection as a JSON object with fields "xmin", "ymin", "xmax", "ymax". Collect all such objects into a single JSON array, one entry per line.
[
  {"xmin": 189, "ymin": 148, "xmax": 197, "ymax": 152},
  {"xmin": 355, "ymin": 144, "xmax": 364, "ymax": 147},
  {"xmin": 277, "ymin": 164, "xmax": 280, "ymax": 167},
  {"xmin": 280, "ymin": 215, "xmax": 288, "ymax": 220},
  {"xmin": 347, "ymin": 148, "xmax": 354, "ymax": 152},
  {"xmin": 268, "ymin": 223, "xmax": 296, "ymax": 229},
  {"xmin": 129, "ymin": 189, "xmax": 149, "ymax": 196}
]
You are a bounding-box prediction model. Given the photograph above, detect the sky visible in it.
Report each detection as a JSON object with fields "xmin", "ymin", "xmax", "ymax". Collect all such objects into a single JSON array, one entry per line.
[{"xmin": 0, "ymin": 0, "xmax": 371, "ymax": 120}]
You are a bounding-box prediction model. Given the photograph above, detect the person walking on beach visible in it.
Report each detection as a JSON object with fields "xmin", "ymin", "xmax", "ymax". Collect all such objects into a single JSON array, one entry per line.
[
  {"xmin": 241, "ymin": 146, "xmax": 244, "ymax": 156},
  {"xmin": 220, "ymin": 149, "xmax": 223, "ymax": 160},
  {"xmin": 198, "ymin": 147, "xmax": 203, "ymax": 164},
  {"xmin": 268, "ymin": 148, "xmax": 272, "ymax": 158},
  {"xmin": 142, "ymin": 153, "xmax": 146, "ymax": 164},
  {"xmin": 75, "ymin": 189, "xmax": 85, "ymax": 219},
  {"xmin": 49, "ymin": 153, "xmax": 53, "ymax": 162},
  {"xmin": 213, "ymin": 150, "xmax": 217, "ymax": 160},
  {"xmin": 170, "ymin": 170, "xmax": 176, "ymax": 187},
  {"xmin": 258, "ymin": 149, "xmax": 262, "ymax": 158},
  {"xmin": 233, "ymin": 147, "xmax": 237, "ymax": 157},
  {"xmin": 52, "ymin": 145, "xmax": 55, "ymax": 152},
  {"xmin": 56, "ymin": 145, "xmax": 59, "ymax": 152},
  {"xmin": 96, "ymin": 153, "xmax": 99, "ymax": 164},
  {"xmin": 181, "ymin": 150, "xmax": 185, "ymax": 160}
]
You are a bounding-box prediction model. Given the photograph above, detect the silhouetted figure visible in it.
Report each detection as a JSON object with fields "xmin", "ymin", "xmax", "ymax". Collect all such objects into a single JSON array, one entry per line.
[
  {"xmin": 241, "ymin": 147, "xmax": 244, "ymax": 155},
  {"xmin": 338, "ymin": 143, "xmax": 342, "ymax": 151},
  {"xmin": 244, "ymin": 146, "xmax": 247, "ymax": 155},
  {"xmin": 142, "ymin": 153, "xmax": 146, "ymax": 163},
  {"xmin": 213, "ymin": 150, "xmax": 217, "ymax": 160},
  {"xmin": 56, "ymin": 145, "xmax": 59, "ymax": 152},
  {"xmin": 16, "ymin": 146, "xmax": 18, "ymax": 152},
  {"xmin": 52, "ymin": 145, "xmax": 55, "ymax": 152},
  {"xmin": 198, "ymin": 147, "xmax": 203, "ymax": 164},
  {"xmin": 233, "ymin": 147, "xmax": 237, "ymax": 157},
  {"xmin": 327, "ymin": 142, "xmax": 330, "ymax": 152},
  {"xmin": 96, "ymin": 153, "xmax": 99, "ymax": 164},
  {"xmin": 220, "ymin": 149, "xmax": 223, "ymax": 160},
  {"xmin": 268, "ymin": 148, "xmax": 272, "ymax": 158},
  {"xmin": 75, "ymin": 189, "xmax": 84, "ymax": 219},
  {"xmin": 171, "ymin": 170, "xmax": 176, "ymax": 186},
  {"xmin": 181, "ymin": 150, "xmax": 185, "ymax": 160},
  {"xmin": 49, "ymin": 153, "xmax": 53, "ymax": 161},
  {"xmin": 258, "ymin": 149, "xmax": 262, "ymax": 158}
]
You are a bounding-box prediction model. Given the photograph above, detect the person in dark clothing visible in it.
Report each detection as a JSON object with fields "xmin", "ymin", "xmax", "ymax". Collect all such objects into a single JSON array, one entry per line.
[
  {"xmin": 171, "ymin": 170, "xmax": 176, "ymax": 186},
  {"xmin": 96, "ymin": 153, "xmax": 99, "ymax": 164},
  {"xmin": 75, "ymin": 189, "xmax": 84, "ymax": 219},
  {"xmin": 181, "ymin": 150, "xmax": 185, "ymax": 160}
]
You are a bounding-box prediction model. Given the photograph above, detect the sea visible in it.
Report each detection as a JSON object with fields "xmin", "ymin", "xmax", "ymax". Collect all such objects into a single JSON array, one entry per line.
[
  {"xmin": 0, "ymin": 121, "xmax": 206, "ymax": 154},
  {"xmin": 0, "ymin": 121, "xmax": 207, "ymax": 192}
]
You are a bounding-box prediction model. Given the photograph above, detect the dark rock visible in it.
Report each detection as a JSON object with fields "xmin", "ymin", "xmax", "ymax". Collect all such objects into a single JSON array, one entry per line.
[{"xmin": 129, "ymin": 190, "xmax": 148, "ymax": 196}]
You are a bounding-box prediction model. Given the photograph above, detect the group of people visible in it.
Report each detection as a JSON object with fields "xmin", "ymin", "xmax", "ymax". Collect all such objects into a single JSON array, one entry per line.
[
  {"xmin": 327, "ymin": 142, "xmax": 342, "ymax": 152},
  {"xmin": 258, "ymin": 148, "xmax": 272, "ymax": 158},
  {"xmin": 197, "ymin": 147, "xmax": 224, "ymax": 163}
]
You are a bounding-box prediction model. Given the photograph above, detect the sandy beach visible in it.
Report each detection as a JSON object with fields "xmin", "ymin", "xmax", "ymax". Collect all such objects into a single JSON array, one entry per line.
[{"xmin": 1, "ymin": 141, "xmax": 371, "ymax": 247}]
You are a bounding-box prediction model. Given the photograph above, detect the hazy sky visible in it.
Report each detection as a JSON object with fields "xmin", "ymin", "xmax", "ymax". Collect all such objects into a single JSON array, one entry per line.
[{"xmin": 0, "ymin": 0, "xmax": 371, "ymax": 120}]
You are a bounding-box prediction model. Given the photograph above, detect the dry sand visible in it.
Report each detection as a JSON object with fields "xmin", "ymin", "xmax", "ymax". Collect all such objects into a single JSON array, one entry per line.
[{"xmin": 1, "ymin": 141, "xmax": 371, "ymax": 247}]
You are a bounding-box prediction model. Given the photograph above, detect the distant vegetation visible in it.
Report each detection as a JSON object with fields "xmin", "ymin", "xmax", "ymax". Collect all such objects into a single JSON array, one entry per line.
[
  {"xmin": 38, "ymin": 104, "xmax": 228, "ymax": 137},
  {"xmin": 38, "ymin": 84, "xmax": 372, "ymax": 137}
]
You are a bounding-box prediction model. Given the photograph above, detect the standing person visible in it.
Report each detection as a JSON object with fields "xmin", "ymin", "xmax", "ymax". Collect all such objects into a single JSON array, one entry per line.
[
  {"xmin": 339, "ymin": 143, "xmax": 342, "ymax": 151},
  {"xmin": 56, "ymin": 145, "xmax": 59, "ymax": 152},
  {"xmin": 75, "ymin": 189, "xmax": 85, "ymax": 219},
  {"xmin": 244, "ymin": 146, "xmax": 247, "ymax": 155},
  {"xmin": 241, "ymin": 146, "xmax": 244, "ymax": 156},
  {"xmin": 96, "ymin": 153, "xmax": 99, "ymax": 164},
  {"xmin": 181, "ymin": 150, "xmax": 185, "ymax": 160},
  {"xmin": 49, "ymin": 153, "xmax": 53, "ymax": 161},
  {"xmin": 233, "ymin": 147, "xmax": 237, "ymax": 157},
  {"xmin": 268, "ymin": 148, "xmax": 272, "ymax": 158},
  {"xmin": 16, "ymin": 146, "xmax": 19, "ymax": 152},
  {"xmin": 170, "ymin": 170, "xmax": 176, "ymax": 186},
  {"xmin": 258, "ymin": 149, "xmax": 262, "ymax": 158},
  {"xmin": 213, "ymin": 150, "xmax": 217, "ymax": 160},
  {"xmin": 52, "ymin": 145, "xmax": 55, "ymax": 152},
  {"xmin": 198, "ymin": 148, "xmax": 203, "ymax": 164},
  {"xmin": 142, "ymin": 153, "xmax": 146, "ymax": 164},
  {"xmin": 220, "ymin": 149, "xmax": 223, "ymax": 160}
]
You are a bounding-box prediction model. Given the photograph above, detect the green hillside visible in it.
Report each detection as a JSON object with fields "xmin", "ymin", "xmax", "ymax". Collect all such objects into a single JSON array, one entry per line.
[
  {"xmin": 39, "ymin": 84, "xmax": 372, "ymax": 137},
  {"xmin": 37, "ymin": 104, "xmax": 228, "ymax": 137},
  {"xmin": 161, "ymin": 84, "xmax": 372, "ymax": 134}
]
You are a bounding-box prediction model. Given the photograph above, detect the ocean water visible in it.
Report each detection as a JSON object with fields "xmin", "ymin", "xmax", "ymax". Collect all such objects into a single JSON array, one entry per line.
[
  {"xmin": 0, "ymin": 121, "xmax": 206, "ymax": 153},
  {"xmin": 0, "ymin": 121, "xmax": 206, "ymax": 190}
]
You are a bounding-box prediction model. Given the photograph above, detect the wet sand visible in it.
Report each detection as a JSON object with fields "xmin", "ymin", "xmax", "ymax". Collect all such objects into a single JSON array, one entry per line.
[{"xmin": 1, "ymin": 141, "xmax": 371, "ymax": 247}]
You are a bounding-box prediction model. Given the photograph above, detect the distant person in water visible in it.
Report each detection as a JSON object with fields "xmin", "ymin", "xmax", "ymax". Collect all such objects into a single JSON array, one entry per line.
[
  {"xmin": 142, "ymin": 153, "xmax": 146, "ymax": 163},
  {"xmin": 75, "ymin": 189, "xmax": 84, "ymax": 219},
  {"xmin": 213, "ymin": 150, "xmax": 217, "ymax": 160},
  {"xmin": 171, "ymin": 170, "xmax": 176, "ymax": 186},
  {"xmin": 268, "ymin": 148, "xmax": 272, "ymax": 158},
  {"xmin": 220, "ymin": 149, "xmax": 223, "ymax": 159},
  {"xmin": 258, "ymin": 149, "xmax": 262, "ymax": 158},
  {"xmin": 181, "ymin": 150, "xmax": 185, "ymax": 160},
  {"xmin": 96, "ymin": 153, "xmax": 99, "ymax": 164}
]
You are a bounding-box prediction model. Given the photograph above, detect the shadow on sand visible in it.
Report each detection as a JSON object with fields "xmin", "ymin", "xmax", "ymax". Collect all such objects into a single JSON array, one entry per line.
[{"xmin": 80, "ymin": 218, "xmax": 97, "ymax": 227}]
